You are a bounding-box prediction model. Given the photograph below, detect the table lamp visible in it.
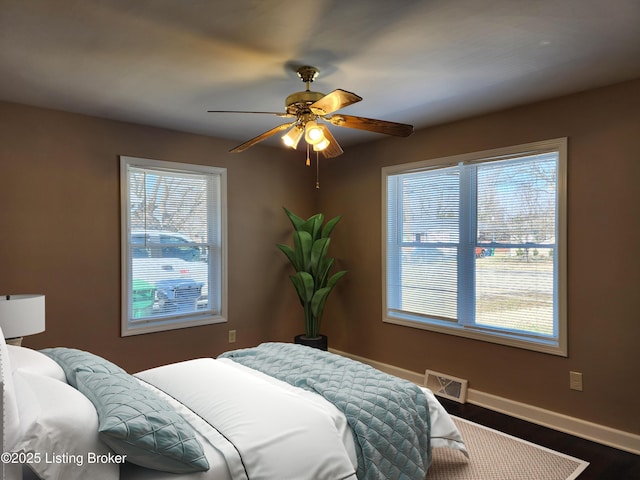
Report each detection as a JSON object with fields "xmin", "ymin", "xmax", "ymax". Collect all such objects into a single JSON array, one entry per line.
[{"xmin": 0, "ymin": 294, "xmax": 45, "ymax": 346}]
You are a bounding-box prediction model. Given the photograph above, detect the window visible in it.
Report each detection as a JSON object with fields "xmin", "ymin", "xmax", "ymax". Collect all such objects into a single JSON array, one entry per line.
[
  {"xmin": 383, "ymin": 138, "xmax": 567, "ymax": 355},
  {"xmin": 120, "ymin": 156, "xmax": 227, "ymax": 336}
]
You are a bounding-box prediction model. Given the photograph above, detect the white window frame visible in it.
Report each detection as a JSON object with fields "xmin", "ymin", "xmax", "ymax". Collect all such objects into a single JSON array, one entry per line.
[
  {"xmin": 120, "ymin": 156, "xmax": 227, "ymax": 336},
  {"xmin": 382, "ymin": 138, "xmax": 567, "ymax": 356}
]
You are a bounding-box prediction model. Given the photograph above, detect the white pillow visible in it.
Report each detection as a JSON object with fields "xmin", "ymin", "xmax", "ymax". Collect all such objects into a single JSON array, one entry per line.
[
  {"xmin": 7, "ymin": 345, "xmax": 67, "ymax": 383},
  {"xmin": 13, "ymin": 370, "xmax": 120, "ymax": 480},
  {"xmin": 0, "ymin": 326, "xmax": 20, "ymax": 452}
]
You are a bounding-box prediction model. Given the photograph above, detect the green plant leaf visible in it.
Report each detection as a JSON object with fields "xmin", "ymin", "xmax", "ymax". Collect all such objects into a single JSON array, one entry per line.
[
  {"xmin": 311, "ymin": 214, "xmax": 324, "ymax": 239},
  {"xmin": 289, "ymin": 272, "xmax": 315, "ymax": 303},
  {"xmin": 321, "ymin": 215, "xmax": 342, "ymax": 238},
  {"xmin": 311, "ymin": 271, "xmax": 347, "ymax": 328},
  {"xmin": 316, "ymin": 257, "xmax": 334, "ymax": 288},
  {"xmin": 327, "ymin": 270, "xmax": 347, "ymax": 289},
  {"xmin": 310, "ymin": 287, "xmax": 332, "ymax": 331},
  {"xmin": 283, "ymin": 207, "xmax": 306, "ymax": 231},
  {"xmin": 293, "ymin": 231, "xmax": 313, "ymax": 271},
  {"xmin": 310, "ymin": 238, "xmax": 330, "ymax": 276},
  {"xmin": 276, "ymin": 243, "xmax": 299, "ymax": 270},
  {"xmin": 301, "ymin": 213, "xmax": 324, "ymax": 237}
]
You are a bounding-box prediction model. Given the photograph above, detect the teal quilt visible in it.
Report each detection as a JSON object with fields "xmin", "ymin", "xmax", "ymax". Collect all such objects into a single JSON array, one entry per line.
[{"xmin": 220, "ymin": 343, "xmax": 431, "ymax": 480}]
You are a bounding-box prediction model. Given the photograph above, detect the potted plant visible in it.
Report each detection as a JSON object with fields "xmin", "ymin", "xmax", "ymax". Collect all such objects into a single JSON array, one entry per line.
[{"xmin": 277, "ymin": 207, "xmax": 347, "ymax": 350}]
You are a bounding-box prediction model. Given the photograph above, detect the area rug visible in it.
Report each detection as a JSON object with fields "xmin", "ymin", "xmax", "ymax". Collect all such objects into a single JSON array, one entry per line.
[{"xmin": 428, "ymin": 416, "xmax": 589, "ymax": 480}]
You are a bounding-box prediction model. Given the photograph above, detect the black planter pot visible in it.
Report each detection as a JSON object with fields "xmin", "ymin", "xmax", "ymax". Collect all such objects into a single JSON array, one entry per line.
[{"xmin": 294, "ymin": 334, "xmax": 328, "ymax": 351}]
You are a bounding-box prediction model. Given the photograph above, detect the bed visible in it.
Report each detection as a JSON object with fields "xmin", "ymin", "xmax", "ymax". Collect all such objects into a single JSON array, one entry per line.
[{"xmin": 1, "ymin": 330, "xmax": 467, "ymax": 480}]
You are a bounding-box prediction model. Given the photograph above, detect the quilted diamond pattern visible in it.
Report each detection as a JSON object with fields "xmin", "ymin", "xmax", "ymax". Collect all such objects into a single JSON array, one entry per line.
[
  {"xmin": 40, "ymin": 347, "xmax": 126, "ymax": 387},
  {"xmin": 76, "ymin": 370, "xmax": 209, "ymax": 474},
  {"xmin": 221, "ymin": 343, "xmax": 431, "ymax": 480}
]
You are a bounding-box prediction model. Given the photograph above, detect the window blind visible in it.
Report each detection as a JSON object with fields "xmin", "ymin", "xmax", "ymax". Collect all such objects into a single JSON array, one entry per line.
[
  {"xmin": 383, "ymin": 138, "xmax": 566, "ymax": 355},
  {"xmin": 121, "ymin": 156, "xmax": 227, "ymax": 336}
]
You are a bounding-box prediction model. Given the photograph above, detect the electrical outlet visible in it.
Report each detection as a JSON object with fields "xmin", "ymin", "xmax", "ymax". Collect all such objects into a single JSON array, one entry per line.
[
  {"xmin": 228, "ymin": 329, "xmax": 236, "ymax": 343},
  {"xmin": 569, "ymin": 371, "xmax": 583, "ymax": 391}
]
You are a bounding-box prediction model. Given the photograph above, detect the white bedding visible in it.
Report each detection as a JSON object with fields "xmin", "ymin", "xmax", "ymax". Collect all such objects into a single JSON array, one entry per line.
[
  {"xmin": 5, "ymin": 341, "xmax": 466, "ymax": 480},
  {"xmin": 132, "ymin": 358, "xmax": 358, "ymax": 480}
]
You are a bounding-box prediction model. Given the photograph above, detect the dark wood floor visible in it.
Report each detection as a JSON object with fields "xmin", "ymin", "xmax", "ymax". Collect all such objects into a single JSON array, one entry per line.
[{"xmin": 438, "ymin": 398, "xmax": 640, "ymax": 480}]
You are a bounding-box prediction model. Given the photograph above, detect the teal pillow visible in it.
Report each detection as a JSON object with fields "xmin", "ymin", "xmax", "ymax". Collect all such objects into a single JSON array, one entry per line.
[
  {"xmin": 40, "ymin": 348, "xmax": 126, "ymax": 387},
  {"xmin": 75, "ymin": 370, "xmax": 209, "ymax": 474}
]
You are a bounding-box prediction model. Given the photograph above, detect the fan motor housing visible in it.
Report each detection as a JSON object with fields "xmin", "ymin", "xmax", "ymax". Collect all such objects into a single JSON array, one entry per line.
[{"xmin": 285, "ymin": 90, "xmax": 325, "ymax": 114}]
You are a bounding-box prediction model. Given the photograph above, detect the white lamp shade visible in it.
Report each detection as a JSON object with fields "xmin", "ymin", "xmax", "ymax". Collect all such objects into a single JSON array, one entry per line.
[{"xmin": 0, "ymin": 294, "xmax": 46, "ymax": 339}]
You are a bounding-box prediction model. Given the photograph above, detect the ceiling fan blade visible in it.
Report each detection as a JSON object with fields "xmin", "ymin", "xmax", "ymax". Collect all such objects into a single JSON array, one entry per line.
[
  {"xmin": 310, "ymin": 89, "xmax": 362, "ymax": 115},
  {"xmin": 208, "ymin": 110, "xmax": 294, "ymax": 118},
  {"xmin": 229, "ymin": 121, "xmax": 297, "ymax": 153},
  {"xmin": 325, "ymin": 114, "xmax": 413, "ymax": 137},
  {"xmin": 320, "ymin": 126, "xmax": 344, "ymax": 158}
]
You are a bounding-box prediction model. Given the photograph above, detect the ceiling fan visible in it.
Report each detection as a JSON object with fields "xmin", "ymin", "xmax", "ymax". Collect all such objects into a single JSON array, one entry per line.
[{"xmin": 207, "ymin": 66, "xmax": 414, "ymax": 159}]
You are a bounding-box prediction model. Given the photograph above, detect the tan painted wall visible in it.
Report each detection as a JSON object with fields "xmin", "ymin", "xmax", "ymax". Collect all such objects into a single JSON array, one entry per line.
[
  {"xmin": 0, "ymin": 101, "xmax": 316, "ymax": 372},
  {"xmin": 318, "ymin": 79, "xmax": 640, "ymax": 434}
]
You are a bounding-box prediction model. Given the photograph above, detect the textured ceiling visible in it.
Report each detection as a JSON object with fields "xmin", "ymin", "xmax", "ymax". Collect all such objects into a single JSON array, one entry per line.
[{"xmin": 1, "ymin": 0, "xmax": 639, "ymax": 149}]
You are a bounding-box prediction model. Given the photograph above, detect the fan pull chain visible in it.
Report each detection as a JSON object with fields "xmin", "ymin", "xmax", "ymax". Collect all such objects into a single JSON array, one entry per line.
[
  {"xmin": 316, "ymin": 152, "xmax": 320, "ymax": 189},
  {"xmin": 306, "ymin": 143, "xmax": 311, "ymax": 166}
]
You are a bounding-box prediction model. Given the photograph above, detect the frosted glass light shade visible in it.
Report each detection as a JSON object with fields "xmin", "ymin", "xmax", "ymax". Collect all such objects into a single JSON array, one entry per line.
[
  {"xmin": 282, "ymin": 126, "xmax": 303, "ymax": 148},
  {"xmin": 313, "ymin": 137, "xmax": 330, "ymax": 151},
  {"xmin": 304, "ymin": 121, "xmax": 325, "ymax": 145}
]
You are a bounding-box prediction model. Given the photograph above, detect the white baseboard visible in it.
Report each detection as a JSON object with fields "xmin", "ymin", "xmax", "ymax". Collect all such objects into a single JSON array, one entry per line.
[{"xmin": 330, "ymin": 348, "xmax": 640, "ymax": 455}]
